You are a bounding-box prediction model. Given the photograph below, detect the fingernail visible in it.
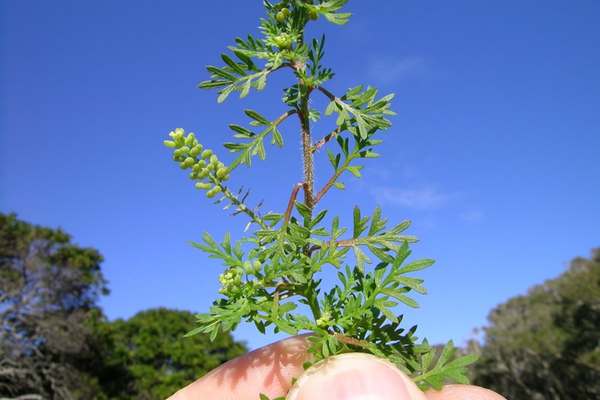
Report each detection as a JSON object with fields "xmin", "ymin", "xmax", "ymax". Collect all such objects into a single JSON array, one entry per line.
[{"xmin": 287, "ymin": 353, "xmax": 417, "ymax": 400}]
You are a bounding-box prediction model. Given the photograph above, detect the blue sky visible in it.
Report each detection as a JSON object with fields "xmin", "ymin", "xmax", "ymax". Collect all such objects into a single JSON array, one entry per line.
[{"xmin": 2, "ymin": 0, "xmax": 599, "ymax": 350}]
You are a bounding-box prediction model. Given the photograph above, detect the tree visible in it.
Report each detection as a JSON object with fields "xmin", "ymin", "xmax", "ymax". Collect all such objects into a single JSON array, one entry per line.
[
  {"xmin": 471, "ymin": 248, "xmax": 600, "ymax": 399},
  {"xmin": 100, "ymin": 308, "xmax": 247, "ymax": 400},
  {"xmin": 0, "ymin": 213, "xmax": 109, "ymax": 399},
  {"xmin": 0, "ymin": 214, "xmax": 248, "ymax": 399}
]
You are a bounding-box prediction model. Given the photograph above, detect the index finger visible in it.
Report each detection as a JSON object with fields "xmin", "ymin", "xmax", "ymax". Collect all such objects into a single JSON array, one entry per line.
[{"xmin": 167, "ymin": 335, "xmax": 311, "ymax": 400}]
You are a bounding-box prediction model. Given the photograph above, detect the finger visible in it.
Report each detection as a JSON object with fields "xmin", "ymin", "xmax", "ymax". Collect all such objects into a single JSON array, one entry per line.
[
  {"xmin": 287, "ymin": 352, "xmax": 428, "ymax": 400},
  {"xmin": 425, "ymin": 384, "xmax": 507, "ymax": 400},
  {"xmin": 167, "ymin": 335, "xmax": 310, "ymax": 400}
]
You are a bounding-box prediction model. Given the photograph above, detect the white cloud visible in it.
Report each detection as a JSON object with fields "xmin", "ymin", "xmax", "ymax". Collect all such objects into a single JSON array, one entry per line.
[
  {"xmin": 367, "ymin": 56, "xmax": 426, "ymax": 84},
  {"xmin": 371, "ymin": 186, "xmax": 450, "ymax": 210}
]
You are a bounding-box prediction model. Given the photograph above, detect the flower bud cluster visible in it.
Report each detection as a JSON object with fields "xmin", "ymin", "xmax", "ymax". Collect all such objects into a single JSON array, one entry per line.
[
  {"xmin": 218, "ymin": 268, "xmax": 243, "ymax": 295},
  {"xmin": 316, "ymin": 311, "xmax": 332, "ymax": 327},
  {"xmin": 164, "ymin": 128, "xmax": 231, "ymax": 198}
]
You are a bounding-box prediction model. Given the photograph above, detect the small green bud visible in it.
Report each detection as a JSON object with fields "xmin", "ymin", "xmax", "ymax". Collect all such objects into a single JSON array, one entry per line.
[
  {"xmin": 273, "ymin": 33, "xmax": 292, "ymax": 49},
  {"xmin": 185, "ymin": 133, "xmax": 196, "ymax": 147},
  {"xmin": 209, "ymin": 154, "xmax": 219, "ymax": 165},
  {"xmin": 193, "ymin": 161, "xmax": 206, "ymax": 173},
  {"xmin": 201, "ymin": 149, "xmax": 213, "ymax": 159},
  {"xmin": 180, "ymin": 146, "xmax": 191, "ymax": 155},
  {"xmin": 163, "ymin": 140, "xmax": 176, "ymax": 148},
  {"xmin": 216, "ymin": 167, "xmax": 229, "ymax": 179},
  {"xmin": 195, "ymin": 182, "xmax": 212, "ymax": 190},
  {"xmin": 183, "ymin": 157, "xmax": 195, "ymax": 168},
  {"xmin": 197, "ymin": 169, "xmax": 209, "ymax": 179},
  {"xmin": 189, "ymin": 144, "xmax": 202, "ymax": 157},
  {"xmin": 316, "ymin": 311, "xmax": 332, "ymax": 327},
  {"xmin": 243, "ymin": 260, "xmax": 252, "ymax": 272},
  {"xmin": 169, "ymin": 129, "xmax": 184, "ymax": 140},
  {"xmin": 276, "ymin": 10, "xmax": 286, "ymax": 23},
  {"xmin": 204, "ymin": 186, "xmax": 222, "ymax": 198},
  {"xmin": 172, "ymin": 128, "xmax": 185, "ymax": 146}
]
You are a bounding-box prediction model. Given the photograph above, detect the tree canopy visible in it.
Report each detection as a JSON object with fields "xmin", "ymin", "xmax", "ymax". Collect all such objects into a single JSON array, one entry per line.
[
  {"xmin": 471, "ymin": 248, "xmax": 600, "ymax": 399},
  {"xmin": 0, "ymin": 214, "xmax": 247, "ymax": 399},
  {"xmin": 0, "ymin": 213, "xmax": 108, "ymax": 399},
  {"xmin": 100, "ymin": 308, "xmax": 247, "ymax": 400}
]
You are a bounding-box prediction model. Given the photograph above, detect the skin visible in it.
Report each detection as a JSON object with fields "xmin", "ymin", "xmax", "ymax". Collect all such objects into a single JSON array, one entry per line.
[{"xmin": 167, "ymin": 335, "xmax": 506, "ymax": 400}]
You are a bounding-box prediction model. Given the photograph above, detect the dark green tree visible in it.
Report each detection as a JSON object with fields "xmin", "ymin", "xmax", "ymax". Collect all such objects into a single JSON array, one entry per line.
[
  {"xmin": 0, "ymin": 213, "xmax": 109, "ymax": 399},
  {"xmin": 471, "ymin": 248, "xmax": 600, "ymax": 399},
  {"xmin": 100, "ymin": 308, "xmax": 247, "ymax": 400},
  {"xmin": 0, "ymin": 214, "xmax": 248, "ymax": 399}
]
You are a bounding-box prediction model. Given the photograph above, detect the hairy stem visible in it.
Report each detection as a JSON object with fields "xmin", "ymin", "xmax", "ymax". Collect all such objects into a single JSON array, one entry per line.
[{"xmin": 299, "ymin": 92, "xmax": 314, "ymax": 211}]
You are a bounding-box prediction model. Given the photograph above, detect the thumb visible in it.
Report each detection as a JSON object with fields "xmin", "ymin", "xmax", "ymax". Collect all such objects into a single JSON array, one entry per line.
[{"xmin": 287, "ymin": 353, "xmax": 428, "ymax": 400}]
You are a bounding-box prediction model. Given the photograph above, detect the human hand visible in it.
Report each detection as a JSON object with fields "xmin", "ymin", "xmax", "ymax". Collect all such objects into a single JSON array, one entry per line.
[{"xmin": 167, "ymin": 335, "xmax": 505, "ymax": 400}]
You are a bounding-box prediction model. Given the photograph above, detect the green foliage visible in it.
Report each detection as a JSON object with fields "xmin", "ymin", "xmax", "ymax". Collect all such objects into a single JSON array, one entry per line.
[
  {"xmin": 163, "ymin": 0, "xmax": 475, "ymax": 391},
  {"xmin": 0, "ymin": 214, "xmax": 249, "ymax": 399},
  {"xmin": 471, "ymin": 248, "xmax": 600, "ymax": 399},
  {"xmin": 100, "ymin": 308, "xmax": 247, "ymax": 400},
  {"xmin": 0, "ymin": 212, "xmax": 109, "ymax": 399}
]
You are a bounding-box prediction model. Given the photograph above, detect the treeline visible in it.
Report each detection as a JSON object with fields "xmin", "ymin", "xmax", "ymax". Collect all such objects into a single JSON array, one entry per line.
[
  {"xmin": 0, "ymin": 214, "xmax": 246, "ymax": 399},
  {"xmin": 1, "ymin": 213, "xmax": 598, "ymax": 399},
  {"xmin": 470, "ymin": 247, "xmax": 600, "ymax": 399}
]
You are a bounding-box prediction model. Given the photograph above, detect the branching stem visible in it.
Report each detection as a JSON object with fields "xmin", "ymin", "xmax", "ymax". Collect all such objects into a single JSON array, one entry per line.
[
  {"xmin": 314, "ymin": 155, "xmax": 354, "ymax": 205},
  {"xmin": 284, "ymin": 183, "xmax": 304, "ymax": 224},
  {"xmin": 333, "ymin": 333, "xmax": 371, "ymax": 349},
  {"xmin": 317, "ymin": 86, "xmax": 337, "ymax": 101},
  {"xmin": 312, "ymin": 125, "xmax": 344, "ymax": 153}
]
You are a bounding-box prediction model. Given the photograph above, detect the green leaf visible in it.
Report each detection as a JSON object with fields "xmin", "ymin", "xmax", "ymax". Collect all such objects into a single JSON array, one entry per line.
[
  {"xmin": 346, "ymin": 165, "xmax": 362, "ymax": 178},
  {"xmin": 229, "ymin": 124, "xmax": 254, "ymax": 137},
  {"xmin": 271, "ymin": 126, "xmax": 284, "ymax": 147},
  {"xmin": 244, "ymin": 109, "xmax": 270, "ymax": 125},
  {"xmin": 399, "ymin": 259, "xmax": 435, "ymax": 274},
  {"xmin": 217, "ymin": 86, "xmax": 235, "ymax": 103},
  {"xmin": 221, "ymin": 53, "xmax": 246, "ymax": 75}
]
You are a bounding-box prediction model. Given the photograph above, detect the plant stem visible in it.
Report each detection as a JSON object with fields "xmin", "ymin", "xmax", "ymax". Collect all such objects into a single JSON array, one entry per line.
[
  {"xmin": 284, "ymin": 182, "xmax": 304, "ymax": 224},
  {"xmin": 312, "ymin": 125, "xmax": 343, "ymax": 153},
  {"xmin": 314, "ymin": 155, "xmax": 354, "ymax": 205},
  {"xmin": 299, "ymin": 91, "xmax": 314, "ymax": 212}
]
